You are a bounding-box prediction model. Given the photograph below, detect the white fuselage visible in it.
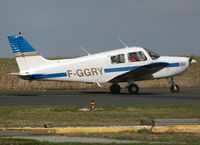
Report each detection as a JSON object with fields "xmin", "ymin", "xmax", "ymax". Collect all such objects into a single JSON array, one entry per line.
[{"xmin": 24, "ymin": 47, "xmax": 191, "ymax": 83}]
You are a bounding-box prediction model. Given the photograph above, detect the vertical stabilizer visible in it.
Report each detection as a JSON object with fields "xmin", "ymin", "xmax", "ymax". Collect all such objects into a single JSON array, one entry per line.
[{"xmin": 8, "ymin": 33, "xmax": 52, "ymax": 72}]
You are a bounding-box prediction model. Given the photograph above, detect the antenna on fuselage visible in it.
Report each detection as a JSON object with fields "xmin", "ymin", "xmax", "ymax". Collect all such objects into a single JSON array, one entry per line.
[
  {"xmin": 116, "ymin": 36, "xmax": 128, "ymax": 48},
  {"xmin": 78, "ymin": 45, "xmax": 91, "ymax": 56}
]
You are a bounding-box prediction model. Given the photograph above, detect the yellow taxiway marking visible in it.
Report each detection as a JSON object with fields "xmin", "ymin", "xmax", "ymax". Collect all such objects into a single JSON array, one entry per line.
[{"xmin": 0, "ymin": 125, "xmax": 200, "ymax": 133}]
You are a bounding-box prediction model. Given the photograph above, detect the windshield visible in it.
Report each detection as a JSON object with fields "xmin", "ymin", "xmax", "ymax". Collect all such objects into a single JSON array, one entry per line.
[{"xmin": 145, "ymin": 49, "xmax": 160, "ymax": 60}]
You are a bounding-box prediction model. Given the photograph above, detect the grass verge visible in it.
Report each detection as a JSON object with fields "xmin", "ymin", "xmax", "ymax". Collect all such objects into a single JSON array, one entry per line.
[{"xmin": 0, "ymin": 106, "xmax": 200, "ymax": 127}]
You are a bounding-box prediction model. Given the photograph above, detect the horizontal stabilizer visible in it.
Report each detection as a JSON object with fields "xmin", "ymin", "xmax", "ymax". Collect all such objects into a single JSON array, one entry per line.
[
  {"xmin": 8, "ymin": 72, "xmax": 21, "ymax": 76},
  {"xmin": 8, "ymin": 72, "xmax": 67, "ymax": 80}
]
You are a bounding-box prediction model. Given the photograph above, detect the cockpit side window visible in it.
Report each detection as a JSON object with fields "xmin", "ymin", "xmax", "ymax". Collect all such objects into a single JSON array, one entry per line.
[
  {"xmin": 111, "ymin": 54, "xmax": 125, "ymax": 64},
  {"xmin": 128, "ymin": 51, "xmax": 147, "ymax": 62},
  {"xmin": 146, "ymin": 49, "xmax": 160, "ymax": 60}
]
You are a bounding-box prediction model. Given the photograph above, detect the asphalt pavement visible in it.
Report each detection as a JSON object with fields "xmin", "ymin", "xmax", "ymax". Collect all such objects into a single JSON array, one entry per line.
[{"xmin": 0, "ymin": 88, "xmax": 199, "ymax": 106}]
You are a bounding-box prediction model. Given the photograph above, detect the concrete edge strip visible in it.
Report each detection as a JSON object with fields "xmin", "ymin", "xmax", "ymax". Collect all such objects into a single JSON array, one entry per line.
[
  {"xmin": 0, "ymin": 125, "xmax": 200, "ymax": 133},
  {"xmin": 152, "ymin": 125, "xmax": 200, "ymax": 133}
]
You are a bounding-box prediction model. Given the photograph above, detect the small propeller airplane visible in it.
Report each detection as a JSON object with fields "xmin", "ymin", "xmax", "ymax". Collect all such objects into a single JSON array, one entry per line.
[{"xmin": 7, "ymin": 33, "xmax": 196, "ymax": 94}]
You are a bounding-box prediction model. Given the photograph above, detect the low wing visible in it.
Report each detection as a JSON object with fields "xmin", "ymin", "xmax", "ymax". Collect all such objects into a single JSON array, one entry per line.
[{"xmin": 109, "ymin": 62, "xmax": 169, "ymax": 83}]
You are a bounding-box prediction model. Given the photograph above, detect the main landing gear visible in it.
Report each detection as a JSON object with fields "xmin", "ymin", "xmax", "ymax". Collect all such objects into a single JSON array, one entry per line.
[
  {"xmin": 170, "ymin": 77, "xmax": 180, "ymax": 93},
  {"xmin": 110, "ymin": 83, "xmax": 139, "ymax": 94},
  {"xmin": 110, "ymin": 83, "xmax": 121, "ymax": 94},
  {"xmin": 127, "ymin": 84, "xmax": 139, "ymax": 94}
]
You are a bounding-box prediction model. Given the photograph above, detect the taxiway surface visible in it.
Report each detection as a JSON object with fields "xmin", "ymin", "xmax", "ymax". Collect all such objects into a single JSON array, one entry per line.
[{"xmin": 0, "ymin": 88, "xmax": 199, "ymax": 106}]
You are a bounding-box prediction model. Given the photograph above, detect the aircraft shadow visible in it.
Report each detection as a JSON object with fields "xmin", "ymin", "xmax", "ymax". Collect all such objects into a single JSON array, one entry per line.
[
  {"xmin": 8, "ymin": 93, "xmax": 41, "ymax": 96},
  {"xmin": 79, "ymin": 91, "xmax": 200, "ymax": 100},
  {"xmin": 79, "ymin": 91, "xmax": 157, "ymax": 95}
]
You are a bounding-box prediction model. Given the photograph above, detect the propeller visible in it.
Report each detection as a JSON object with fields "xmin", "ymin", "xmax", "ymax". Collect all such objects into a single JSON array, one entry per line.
[
  {"xmin": 189, "ymin": 56, "xmax": 193, "ymax": 64},
  {"xmin": 188, "ymin": 55, "xmax": 197, "ymax": 64}
]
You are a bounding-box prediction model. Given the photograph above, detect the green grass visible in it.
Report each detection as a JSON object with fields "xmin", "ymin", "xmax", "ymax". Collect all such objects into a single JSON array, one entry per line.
[
  {"xmin": 0, "ymin": 106, "xmax": 200, "ymax": 127},
  {"xmin": 0, "ymin": 106, "xmax": 200, "ymax": 144},
  {"xmin": 0, "ymin": 58, "xmax": 15, "ymax": 63}
]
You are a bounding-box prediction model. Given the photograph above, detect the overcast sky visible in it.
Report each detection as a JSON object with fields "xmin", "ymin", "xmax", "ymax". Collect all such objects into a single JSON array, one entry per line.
[{"xmin": 0, "ymin": 0, "xmax": 200, "ymax": 58}]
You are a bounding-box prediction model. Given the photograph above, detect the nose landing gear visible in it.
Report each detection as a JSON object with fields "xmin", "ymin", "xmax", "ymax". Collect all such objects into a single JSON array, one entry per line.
[{"xmin": 170, "ymin": 77, "xmax": 180, "ymax": 93}]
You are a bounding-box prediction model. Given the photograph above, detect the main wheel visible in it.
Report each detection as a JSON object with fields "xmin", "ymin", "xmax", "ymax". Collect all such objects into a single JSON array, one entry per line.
[
  {"xmin": 128, "ymin": 84, "xmax": 139, "ymax": 94},
  {"xmin": 170, "ymin": 84, "xmax": 180, "ymax": 93},
  {"xmin": 110, "ymin": 84, "xmax": 121, "ymax": 94}
]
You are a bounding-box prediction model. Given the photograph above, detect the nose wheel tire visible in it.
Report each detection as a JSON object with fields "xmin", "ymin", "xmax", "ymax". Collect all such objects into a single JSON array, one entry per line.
[
  {"xmin": 170, "ymin": 77, "xmax": 180, "ymax": 93},
  {"xmin": 110, "ymin": 84, "xmax": 121, "ymax": 94},
  {"xmin": 170, "ymin": 84, "xmax": 180, "ymax": 93},
  {"xmin": 128, "ymin": 84, "xmax": 139, "ymax": 94}
]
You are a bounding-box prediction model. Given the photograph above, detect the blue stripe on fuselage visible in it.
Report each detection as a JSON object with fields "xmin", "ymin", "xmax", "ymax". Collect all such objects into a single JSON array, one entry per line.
[
  {"xmin": 104, "ymin": 62, "xmax": 180, "ymax": 73},
  {"xmin": 29, "ymin": 72, "xmax": 67, "ymax": 79},
  {"xmin": 167, "ymin": 62, "xmax": 180, "ymax": 67},
  {"xmin": 104, "ymin": 66, "xmax": 140, "ymax": 73}
]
